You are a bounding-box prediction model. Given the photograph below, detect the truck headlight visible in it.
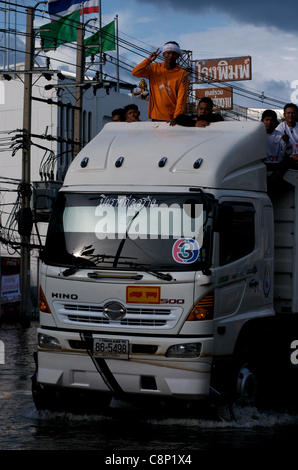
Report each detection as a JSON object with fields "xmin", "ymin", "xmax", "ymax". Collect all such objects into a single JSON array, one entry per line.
[
  {"xmin": 38, "ymin": 333, "xmax": 61, "ymax": 351},
  {"xmin": 165, "ymin": 343, "xmax": 202, "ymax": 358}
]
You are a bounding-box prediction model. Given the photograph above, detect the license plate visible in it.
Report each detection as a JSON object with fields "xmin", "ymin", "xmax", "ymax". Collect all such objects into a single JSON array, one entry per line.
[{"xmin": 93, "ymin": 338, "xmax": 129, "ymax": 359}]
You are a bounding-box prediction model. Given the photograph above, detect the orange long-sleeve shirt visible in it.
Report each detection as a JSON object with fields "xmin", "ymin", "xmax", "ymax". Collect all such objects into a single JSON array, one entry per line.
[{"xmin": 132, "ymin": 59, "xmax": 189, "ymax": 121}]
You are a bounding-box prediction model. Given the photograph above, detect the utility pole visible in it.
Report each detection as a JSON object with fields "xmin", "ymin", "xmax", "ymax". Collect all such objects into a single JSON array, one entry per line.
[
  {"xmin": 73, "ymin": 21, "xmax": 84, "ymax": 159},
  {"xmin": 18, "ymin": 2, "xmax": 88, "ymax": 325},
  {"xmin": 20, "ymin": 5, "xmax": 34, "ymax": 325}
]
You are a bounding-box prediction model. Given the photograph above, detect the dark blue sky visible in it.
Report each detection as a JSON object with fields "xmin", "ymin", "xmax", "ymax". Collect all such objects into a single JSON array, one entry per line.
[{"xmin": 136, "ymin": 0, "xmax": 298, "ymax": 34}]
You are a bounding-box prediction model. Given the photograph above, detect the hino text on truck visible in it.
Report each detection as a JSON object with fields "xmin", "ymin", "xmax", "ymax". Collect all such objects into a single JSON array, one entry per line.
[{"xmin": 27, "ymin": 121, "xmax": 298, "ymax": 414}]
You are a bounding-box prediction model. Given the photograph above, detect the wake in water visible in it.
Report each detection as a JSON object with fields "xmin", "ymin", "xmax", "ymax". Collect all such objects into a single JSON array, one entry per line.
[{"xmin": 31, "ymin": 397, "xmax": 298, "ymax": 430}]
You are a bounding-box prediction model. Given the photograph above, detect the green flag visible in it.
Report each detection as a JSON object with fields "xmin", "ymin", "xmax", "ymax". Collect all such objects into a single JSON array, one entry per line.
[
  {"xmin": 84, "ymin": 20, "xmax": 116, "ymax": 57},
  {"xmin": 40, "ymin": 10, "xmax": 80, "ymax": 52}
]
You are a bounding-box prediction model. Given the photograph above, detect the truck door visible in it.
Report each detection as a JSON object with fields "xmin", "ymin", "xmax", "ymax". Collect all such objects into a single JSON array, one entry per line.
[{"xmin": 213, "ymin": 197, "xmax": 273, "ymax": 356}]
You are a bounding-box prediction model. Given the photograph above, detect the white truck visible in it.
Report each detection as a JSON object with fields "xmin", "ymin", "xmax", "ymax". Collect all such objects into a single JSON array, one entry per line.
[{"xmin": 30, "ymin": 121, "xmax": 298, "ymax": 413}]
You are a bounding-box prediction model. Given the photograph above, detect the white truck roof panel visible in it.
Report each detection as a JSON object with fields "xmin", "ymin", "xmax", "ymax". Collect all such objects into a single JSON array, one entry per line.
[{"xmin": 64, "ymin": 121, "xmax": 267, "ymax": 191}]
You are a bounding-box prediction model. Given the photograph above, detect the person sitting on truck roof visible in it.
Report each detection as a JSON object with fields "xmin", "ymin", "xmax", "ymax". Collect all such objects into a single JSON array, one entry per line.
[
  {"xmin": 112, "ymin": 108, "xmax": 125, "ymax": 122},
  {"xmin": 175, "ymin": 97, "xmax": 224, "ymax": 128},
  {"xmin": 131, "ymin": 41, "xmax": 189, "ymax": 126},
  {"xmin": 124, "ymin": 104, "xmax": 141, "ymax": 122},
  {"xmin": 262, "ymin": 109, "xmax": 293, "ymax": 170}
]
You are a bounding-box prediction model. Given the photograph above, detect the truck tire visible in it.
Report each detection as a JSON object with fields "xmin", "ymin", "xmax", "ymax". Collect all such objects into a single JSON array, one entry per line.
[
  {"xmin": 231, "ymin": 322, "xmax": 270, "ymax": 408},
  {"xmin": 235, "ymin": 362, "xmax": 258, "ymax": 406}
]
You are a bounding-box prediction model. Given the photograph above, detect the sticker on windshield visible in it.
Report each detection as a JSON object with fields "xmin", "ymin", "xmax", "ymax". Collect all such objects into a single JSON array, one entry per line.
[{"xmin": 172, "ymin": 238, "xmax": 200, "ymax": 264}]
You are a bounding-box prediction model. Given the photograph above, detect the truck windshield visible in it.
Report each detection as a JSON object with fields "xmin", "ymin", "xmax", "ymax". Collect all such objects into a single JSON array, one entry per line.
[{"xmin": 43, "ymin": 192, "xmax": 213, "ymax": 272}]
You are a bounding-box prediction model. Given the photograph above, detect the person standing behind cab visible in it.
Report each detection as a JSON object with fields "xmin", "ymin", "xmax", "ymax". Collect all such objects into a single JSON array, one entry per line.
[
  {"xmin": 112, "ymin": 108, "xmax": 125, "ymax": 122},
  {"xmin": 124, "ymin": 104, "xmax": 141, "ymax": 122},
  {"xmin": 262, "ymin": 109, "xmax": 292, "ymax": 170},
  {"xmin": 276, "ymin": 103, "xmax": 298, "ymax": 165},
  {"xmin": 132, "ymin": 41, "xmax": 189, "ymax": 126},
  {"xmin": 176, "ymin": 97, "xmax": 224, "ymax": 128}
]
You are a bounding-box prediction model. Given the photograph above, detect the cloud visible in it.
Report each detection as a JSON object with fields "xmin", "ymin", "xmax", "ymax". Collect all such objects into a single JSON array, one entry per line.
[
  {"xmin": 180, "ymin": 23, "xmax": 297, "ymax": 107},
  {"xmin": 135, "ymin": 0, "xmax": 298, "ymax": 34},
  {"xmin": 181, "ymin": 23, "xmax": 298, "ymax": 81}
]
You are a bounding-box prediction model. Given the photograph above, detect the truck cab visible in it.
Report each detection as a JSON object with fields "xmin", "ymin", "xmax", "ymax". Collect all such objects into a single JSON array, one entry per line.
[{"xmin": 32, "ymin": 121, "xmax": 283, "ymax": 412}]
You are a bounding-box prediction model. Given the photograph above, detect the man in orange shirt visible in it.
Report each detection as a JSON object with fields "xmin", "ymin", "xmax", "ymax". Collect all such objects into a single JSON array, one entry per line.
[{"xmin": 132, "ymin": 41, "xmax": 189, "ymax": 126}]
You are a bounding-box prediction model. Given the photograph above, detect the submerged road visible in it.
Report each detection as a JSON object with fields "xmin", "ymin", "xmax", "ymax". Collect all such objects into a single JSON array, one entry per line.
[{"xmin": 1, "ymin": 320, "xmax": 298, "ymax": 452}]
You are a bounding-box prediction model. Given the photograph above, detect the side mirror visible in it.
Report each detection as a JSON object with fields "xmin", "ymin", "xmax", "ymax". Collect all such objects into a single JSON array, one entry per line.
[
  {"xmin": 212, "ymin": 203, "xmax": 234, "ymax": 233},
  {"xmin": 18, "ymin": 207, "xmax": 33, "ymax": 236}
]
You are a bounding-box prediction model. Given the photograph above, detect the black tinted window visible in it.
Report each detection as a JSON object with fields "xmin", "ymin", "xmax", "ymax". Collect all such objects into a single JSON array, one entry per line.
[{"xmin": 219, "ymin": 202, "xmax": 255, "ymax": 266}]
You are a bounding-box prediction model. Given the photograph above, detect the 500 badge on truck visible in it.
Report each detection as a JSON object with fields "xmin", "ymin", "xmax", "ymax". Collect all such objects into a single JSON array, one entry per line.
[{"xmin": 161, "ymin": 298, "xmax": 185, "ymax": 304}]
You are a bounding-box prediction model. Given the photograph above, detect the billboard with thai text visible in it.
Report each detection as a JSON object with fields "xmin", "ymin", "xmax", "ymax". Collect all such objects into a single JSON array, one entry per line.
[
  {"xmin": 196, "ymin": 86, "xmax": 233, "ymax": 110},
  {"xmin": 195, "ymin": 56, "xmax": 251, "ymax": 83}
]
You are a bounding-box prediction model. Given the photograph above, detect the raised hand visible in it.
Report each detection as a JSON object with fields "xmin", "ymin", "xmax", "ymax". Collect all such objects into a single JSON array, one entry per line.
[{"xmin": 148, "ymin": 48, "xmax": 161, "ymax": 63}]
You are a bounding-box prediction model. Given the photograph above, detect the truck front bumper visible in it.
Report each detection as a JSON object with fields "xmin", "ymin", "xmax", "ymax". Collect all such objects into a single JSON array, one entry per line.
[{"xmin": 34, "ymin": 328, "xmax": 213, "ymax": 402}]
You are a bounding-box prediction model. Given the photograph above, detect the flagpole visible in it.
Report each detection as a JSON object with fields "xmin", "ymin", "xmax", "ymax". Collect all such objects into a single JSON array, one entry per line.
[
  {"xmin": 81, "ymin": 1, "xmax": 84, "ymax": 24},
  {"xmin": 116, "ymin": 15, "xmax": 119, "ymax": 93},
  {"xmin": 99, "ymin": 0, "xmax": 102, "ymax": 81},
  {"xmin": 74, "ymin": 4, "xmax": 85, "ymax": 159}
]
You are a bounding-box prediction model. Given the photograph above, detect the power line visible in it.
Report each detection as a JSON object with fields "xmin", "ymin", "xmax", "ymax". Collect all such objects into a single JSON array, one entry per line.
[
  {"xmin": 1, "ymin": 0, "xmax": 291, "ymax": 110},
  {"xmin": 0, "ymin": 1, "xmax": 292, "ymax": 119}
]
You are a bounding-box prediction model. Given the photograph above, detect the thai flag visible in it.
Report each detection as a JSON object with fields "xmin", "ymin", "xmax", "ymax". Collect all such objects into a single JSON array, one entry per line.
[{"xmin": 48, "ymin": 0, "xmax": 99, "ymax": 21}]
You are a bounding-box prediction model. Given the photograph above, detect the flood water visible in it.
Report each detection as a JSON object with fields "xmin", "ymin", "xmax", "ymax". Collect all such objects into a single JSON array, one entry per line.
[{"xmin": 1, "ymin": 320, "xmax": 298, "ymax": 453}]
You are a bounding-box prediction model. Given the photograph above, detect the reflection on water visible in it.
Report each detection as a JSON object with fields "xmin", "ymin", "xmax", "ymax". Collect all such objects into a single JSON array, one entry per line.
[{"xmin": 1, "ymin": 321, "xmax": 298, "ymax": 450}]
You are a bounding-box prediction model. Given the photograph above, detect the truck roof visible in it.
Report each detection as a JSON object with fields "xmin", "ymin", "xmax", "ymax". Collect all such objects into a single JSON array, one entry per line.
[{"xmin": 63, "ymin": 120, "xmax": 267, "ymax": 192}]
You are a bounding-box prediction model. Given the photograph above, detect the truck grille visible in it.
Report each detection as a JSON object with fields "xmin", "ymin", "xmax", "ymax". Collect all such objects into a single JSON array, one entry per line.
[{"xmin": 54, "ymin": 302, "xmax": 183, "ymax": 329}]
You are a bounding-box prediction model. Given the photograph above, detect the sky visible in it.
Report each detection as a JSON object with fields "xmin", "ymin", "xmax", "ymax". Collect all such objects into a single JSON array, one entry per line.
[{"xmin": 6, "ymin": 0, "xmax": 298, "ymax": 110}]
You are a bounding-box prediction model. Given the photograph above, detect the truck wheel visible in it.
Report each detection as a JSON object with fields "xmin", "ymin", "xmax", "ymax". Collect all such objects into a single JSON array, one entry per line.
[{"xmin": 235, "ymin": 363, "xmax": 258, "ymax": 407}]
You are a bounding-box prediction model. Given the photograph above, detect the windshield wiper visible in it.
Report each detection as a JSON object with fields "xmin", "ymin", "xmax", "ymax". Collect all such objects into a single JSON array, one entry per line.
[
  {"xmin": 123, "ymin": 262, "xmax": 174, "ymax": 282},
  {"xmin": 61, "ymin": 255, "xmax": 173, "ymax": 281},
  {"xmin": 145, "ymin": 270, "xmax": 173, "ymax": 282},
  {"xmin": 61, "ymin": 254, "xmax": 136, "ymax": 277}
]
